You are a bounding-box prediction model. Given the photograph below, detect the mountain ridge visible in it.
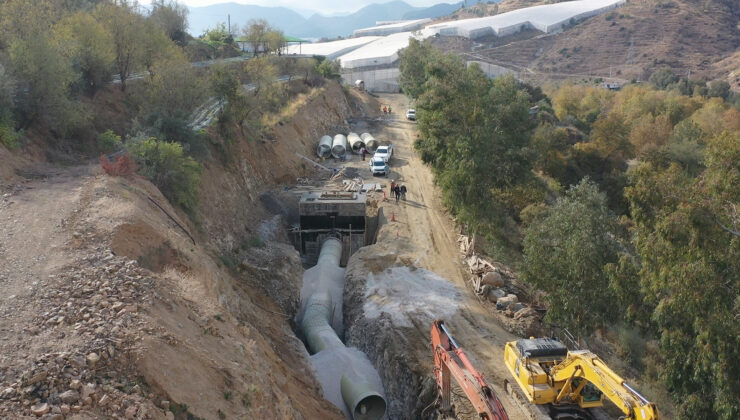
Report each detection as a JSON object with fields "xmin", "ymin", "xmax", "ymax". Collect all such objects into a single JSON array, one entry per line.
[{"xmin": 187, "ymin": 1, "xmax": 464, "ymax": 39}]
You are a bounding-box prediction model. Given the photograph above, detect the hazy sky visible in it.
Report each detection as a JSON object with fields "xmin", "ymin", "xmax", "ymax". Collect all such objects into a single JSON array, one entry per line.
[{"xmin": 139, "ymin": 1, "xmax": 451, "ymax": 15}]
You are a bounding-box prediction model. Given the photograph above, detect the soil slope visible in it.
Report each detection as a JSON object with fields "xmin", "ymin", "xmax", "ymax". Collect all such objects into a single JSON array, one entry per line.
[{"xmin": 445, "ymin": 0, "xmax": 739, "ymax": 84}]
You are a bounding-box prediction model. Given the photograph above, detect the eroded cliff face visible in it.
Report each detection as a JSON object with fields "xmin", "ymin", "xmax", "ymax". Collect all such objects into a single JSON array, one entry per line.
[{"xmin": 197, "ymin": 82, "xmax": 357, "ymax": 255}]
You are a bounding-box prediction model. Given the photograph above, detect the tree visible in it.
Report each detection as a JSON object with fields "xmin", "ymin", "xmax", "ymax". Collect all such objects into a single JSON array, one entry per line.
[
  {"xmin": 707, "ymin": 80, "xmax": 730, "ymax": 100},
  {"xmin": 243, "ymin": 19, "xmax": 268, "ymax": 55},
  {"xmin": 96, "ymin": 2, "xmax": 147, "ymax": 91},
  {"xmin": 264, "ymin": 29, "xmax": 285, "ymax": 55},
  {"xmin": 149, "ymin": 0, "xmax": 188, "ymax": 44},
  {"xmin": 411, "ymin": 50, "xmax": 535, "ymax": 248},
  {"xmin": 521, "ymin": 179, "xmax": 620, "ymax": 338},
  {"xmin": 398, "ymin": 38, "xmax": 440, "ymax": 99},
  {"xmin": 54, "ymin": 12, "xmax": 116, "ymax": 94},
  {"xmin": 624, "ymin": 131, "xmax": 740, "ymax": 418},
  {"xmin": 649, "ymin": 68, "xmax": 678, "ymax": 90},
  {"xmin": 8, "ymin": 34, "xmax": 80, "ymax": 132},
  {"xmin": 139, "ymin": 19, "xmax": 178, "ymax": 77}
]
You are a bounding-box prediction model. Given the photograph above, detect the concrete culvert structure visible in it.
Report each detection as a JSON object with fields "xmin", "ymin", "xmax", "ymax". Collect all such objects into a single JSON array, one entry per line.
[
  {"xmin": 317, "ymin": 135, "xmax": 333, "ymax": 158},
  {"xmin": 298, "ymin": 239, "xmax": 387, "ymax": 420},
  {"xmin": 361, "ymin": 133, "xmax": 378, "ymax": 153},
  {"xmin": 348, "ymin": 132, "xmax": 365, "ymax": 154},
  {"xmin": 332, "ymin": 134, "xmax": 348, "ymax": 158}
]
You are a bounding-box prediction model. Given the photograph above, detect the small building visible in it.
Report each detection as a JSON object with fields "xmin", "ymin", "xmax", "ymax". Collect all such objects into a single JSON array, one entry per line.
[{"xmin": 298, "ymin": 191, "xmax": 368, "ymax": 265}]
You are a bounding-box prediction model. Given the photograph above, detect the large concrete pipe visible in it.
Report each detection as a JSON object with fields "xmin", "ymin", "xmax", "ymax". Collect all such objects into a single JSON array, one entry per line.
[
  {"xmin": 300, "ymin": 237, "xmax": 345, "ymax": 332},
  {"xmin": 332, "ymin": 134, "xmax": 348, "ymax": 158},
  {"xmin": 361, "ymin": 133, "xmax": 378, "ymax": 153},
  {"xmin": 341, "ymin": 375, "xmax": 388, "ymax": 420},
  {"xmin": 301, "ymin": 291, "xmax": 345, "ymax": 353},
  {"xmin": 317, "ymin": 135, "xmax": 333, "ymax": 158},
  {"xmin": 348, "ymin": 132, "xmax": 365, "ymax": 154},
  {"xmin": 298, "ymin": 239, "xmax": 387, "ymax": 420}
]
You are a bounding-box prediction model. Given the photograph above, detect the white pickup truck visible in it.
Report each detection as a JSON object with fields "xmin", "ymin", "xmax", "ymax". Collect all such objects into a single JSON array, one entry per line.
[
  {"xmin": 369, "ymin": 156, "xmax": 390, "ymax": 176},
  {"xmin": 374, "ymin": 144, "xmax": 393, "ymax": 162}
]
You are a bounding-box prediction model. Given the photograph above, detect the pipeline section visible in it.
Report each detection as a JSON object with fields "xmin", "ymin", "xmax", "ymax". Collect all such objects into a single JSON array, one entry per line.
[
  {"xmin": 298, "ymin": 238, "xmax": 387, "ymax": 420},
  {"xmin": 361, "ymin": 133, "xmax": 378, "ymax": 153},
  {"xmin": 348, "ymin": 132, "xmax": 365, "ymax": 154},
  {"xmin": 332, "ymin": 134, "xmax": 348, "ymax": 158},
  {"xmin": 317, "ymin": 135, "xmax": 333, "ymax": 158}
]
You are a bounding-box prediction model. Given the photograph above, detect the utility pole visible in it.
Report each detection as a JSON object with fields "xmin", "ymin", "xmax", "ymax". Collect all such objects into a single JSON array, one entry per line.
[{"xmin": 228, "ymin": 14, "xmax": 231, "ymax": 35}]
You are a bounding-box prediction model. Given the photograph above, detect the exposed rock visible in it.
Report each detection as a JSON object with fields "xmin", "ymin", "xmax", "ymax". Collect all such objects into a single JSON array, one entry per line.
[
  {"xmin": 124, "ymin": 404, "xmax": 138, "ymax": 418},
  {"xmin": 480, "ymin": 271, "xmax": 504, "ymax": 288},
  {"xmin": 30, "ymin": 402, "xmax": 50, "ymax": 416},
  {"xmin": 80, "ymin": 384, "xmax": 95, "ymax": 401},
  {"xmin": 58, "ymin": 389, "xmax": 79, "ymax": 404},
  {"xmin": 514, "ymin": 307, "xmax": 538, "ymax": 320},
  {"xmin": 69, "ymin": 380, "xmax": 82, "ymax": 391},
  {"xmin": 40, "ymin": 414, "xmax": 63, "ymax": 420},
  {"xmin": 98, "ymin": 394, "xmax": 110, "ymax": 406},
  {"xmin": 0, "ymin": 387, "xmax": 16, "ymax": 399},
  {"xmin": 495, "ymin": 294, "xmax": 519, "ymax": 310},
  {"xmin": 26, "ymin": 371, "xmax": 48, "ymax": 386},
  {"xmin": 86, "ymin": 352, "xmax": 100, "ymax": 368}
]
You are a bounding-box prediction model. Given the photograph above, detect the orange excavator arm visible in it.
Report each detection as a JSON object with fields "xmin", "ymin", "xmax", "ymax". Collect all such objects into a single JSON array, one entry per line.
[{"xmin": 431, "ymin": 319, "xmax": 509, "ymax": 420}]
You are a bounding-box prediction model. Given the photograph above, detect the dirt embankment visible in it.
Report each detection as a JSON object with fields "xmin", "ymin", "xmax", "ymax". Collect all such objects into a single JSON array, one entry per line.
[{"xmin": 0, "ymin": 81, "xmax": 375, "ymax": 420}]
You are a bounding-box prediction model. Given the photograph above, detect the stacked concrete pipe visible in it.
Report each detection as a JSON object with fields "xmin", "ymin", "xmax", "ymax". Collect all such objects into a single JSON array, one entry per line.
[
  {"xmin": 361, "ymin": 133, "xmax": 378, "ymax": 153},
  {"xmin": 299, "ymin": 238, "xmax": 387, "ymax": 420},
  {"xmin": 317, "ymin": 135, "xmax": 333, "ymax": 158},
  {"xmin": 332, "ymin": 134, "xmax": 348, "ymax": 158},
  {"xmin": 348, "ymin": 132, "xmax": 365, "ymax": 154}
]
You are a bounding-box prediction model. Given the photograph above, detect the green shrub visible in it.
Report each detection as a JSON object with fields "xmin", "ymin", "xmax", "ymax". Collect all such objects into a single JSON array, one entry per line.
[
  {"xmin": 0, "ymin": 113, "xmax": 22, "ymax": 149},
  {"xmin": 316, "ymin": 59, "xmax": 340, "ymax": 79},
  {"xmin": 97, "ymin": 129, "xmax": 123, "ymax": 153},
  {"xmin": 127, "ymin": 136, "xmax": 202, "ymax": 213}
]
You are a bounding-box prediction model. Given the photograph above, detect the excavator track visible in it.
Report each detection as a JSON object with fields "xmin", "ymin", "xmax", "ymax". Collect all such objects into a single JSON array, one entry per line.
[{"xmin": 547, "ymin": 405, "xmax": 594, "ymax": 420}]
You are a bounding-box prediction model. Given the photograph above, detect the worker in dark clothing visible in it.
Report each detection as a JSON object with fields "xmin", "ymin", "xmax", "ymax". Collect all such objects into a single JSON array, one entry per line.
[
  {"xmin": 400, "ymin": 184, "xmax": 407, "ymax": 201},
  {"xmin": 394, "ymin": 185, "xmax": 401, "ymax": 203},
  {"xmin": 360, "ymin": 147, "xmax": 366, "ymax": 161}
]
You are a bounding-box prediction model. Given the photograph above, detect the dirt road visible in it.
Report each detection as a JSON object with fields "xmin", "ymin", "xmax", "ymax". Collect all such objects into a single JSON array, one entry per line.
[{"xmin": 340, "ymin": 94, "xmax": 536, "ymax": 419}]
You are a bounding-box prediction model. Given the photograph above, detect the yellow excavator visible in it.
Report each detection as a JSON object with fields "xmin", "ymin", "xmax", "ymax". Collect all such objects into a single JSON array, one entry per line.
[{"xmin": 504, "ymin": 338, "xmax": 658, "ymax": 420}]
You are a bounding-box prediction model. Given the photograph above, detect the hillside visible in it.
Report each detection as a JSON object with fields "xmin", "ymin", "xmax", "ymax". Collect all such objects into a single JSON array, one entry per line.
[
  {"xmin": 188, "ymin": 1, "xmax": 464, "ymax": 39},
  {"xmin": 464, "ymin": 0, "xmax": 739, "ymax": 84}
]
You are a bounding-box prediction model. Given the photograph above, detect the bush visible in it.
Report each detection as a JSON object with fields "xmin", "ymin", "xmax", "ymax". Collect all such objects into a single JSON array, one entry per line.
[
  {"xmin": 127, "ymin": 136, "xmax": 202, "ymax": 213},
  {"xmin": 0, "ymin": 112, "xmax": 22, "ymax": 149},
  {"xmin": 316, "ymin": 59, "xmax": 340, "ymax": 79},
  {"xmin": 97, "ymin": 129, "xmax": 123, "ymax": 153}
]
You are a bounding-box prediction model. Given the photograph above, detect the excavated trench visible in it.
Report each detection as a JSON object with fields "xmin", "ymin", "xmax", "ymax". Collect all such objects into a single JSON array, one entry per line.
[{"xmin": 294, "ymin": 238, "xmax": 388, "ymax": 420}]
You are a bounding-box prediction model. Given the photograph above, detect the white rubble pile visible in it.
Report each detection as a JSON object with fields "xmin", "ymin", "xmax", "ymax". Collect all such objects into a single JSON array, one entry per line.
[{"xmin": 363, "ymin": 266, "xmax": 460, "ymax": 328}]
